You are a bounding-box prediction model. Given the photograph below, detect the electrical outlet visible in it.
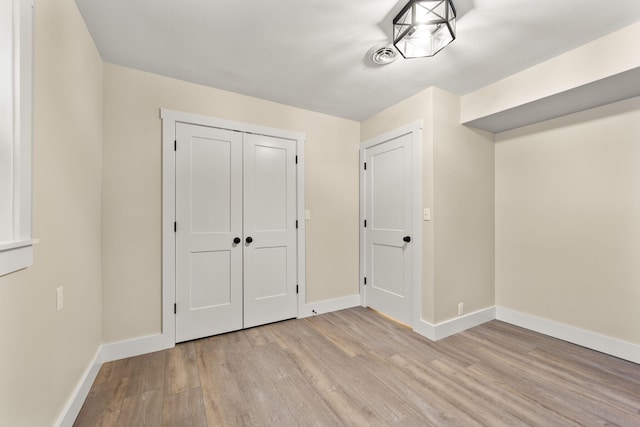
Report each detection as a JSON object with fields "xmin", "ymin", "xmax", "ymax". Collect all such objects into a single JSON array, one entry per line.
[
  {"xmin": 458, "ymin": 302, "xmax": 464, "ymax": 316},
  {"xmin": 56, "ymin": 286, "xmax": 64, "ymax": 311}
]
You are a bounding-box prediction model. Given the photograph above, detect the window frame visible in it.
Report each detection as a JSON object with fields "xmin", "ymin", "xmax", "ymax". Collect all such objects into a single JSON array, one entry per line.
[{"xmin": 0, "ymin": 0, "xmax": 33, "ymax": 277}]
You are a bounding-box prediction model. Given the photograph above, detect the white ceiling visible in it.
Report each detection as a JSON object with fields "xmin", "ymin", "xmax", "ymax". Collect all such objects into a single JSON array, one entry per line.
[{"xmin": 74, "ymin": 0, "xmax": 640, "ymax": 121}]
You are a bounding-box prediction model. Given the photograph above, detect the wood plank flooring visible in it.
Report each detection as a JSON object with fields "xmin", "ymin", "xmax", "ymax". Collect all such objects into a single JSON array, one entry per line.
[{"xmin": 74, "ymin": 307, "xmax": 640, "ymax": 426}]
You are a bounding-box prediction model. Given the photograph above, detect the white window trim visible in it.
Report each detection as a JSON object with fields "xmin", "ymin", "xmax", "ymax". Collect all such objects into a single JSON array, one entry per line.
[{"xmin": 0, "ymin": 0, "xmax": 33, "ymax": 277}]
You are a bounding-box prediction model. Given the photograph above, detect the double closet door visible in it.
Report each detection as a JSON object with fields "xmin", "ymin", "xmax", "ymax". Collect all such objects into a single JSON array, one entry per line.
[{"xmin": 175, "ymin": 123, "xmax": 298, "ymax": 343}]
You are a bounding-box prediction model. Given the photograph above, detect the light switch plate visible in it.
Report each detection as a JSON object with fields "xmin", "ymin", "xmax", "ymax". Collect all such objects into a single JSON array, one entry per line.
[{"xmin": 423, "ymin": 208, "xmax": 431, "ymax": 221}]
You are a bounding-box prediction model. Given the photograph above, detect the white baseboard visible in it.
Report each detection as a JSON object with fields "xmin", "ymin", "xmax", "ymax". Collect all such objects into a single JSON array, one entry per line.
[
  {"xmin": 497, "ymin": 307, "xmax": 640, "ymax": 364},
  {"xmin": 412, "ymin": 317, "xmax": 436, "ymax": 340},
  {"xmin": 100, "ymin": 332, "xmax": 174, "ymax": 363},
  {"xmin": 412, "ymin": 306, "xmax": 640, "ymax": 365},
  {"xmin": 56, "ymin": 333, "xmax": 173, "ymax": 426},
  {"xmin": 100, "ymin": 296, "xmax": 360, "ymax": 365},
  {"xmin": 54, "ymin": 347, "xmax": 103, "ymax": 427},
  {"xmin": 300, "ymin": 294, "xmax": 361, "ymax": 318},
  {"xmin": 413, "ymin": 306, "xmax": 496, "ymax": 341}
]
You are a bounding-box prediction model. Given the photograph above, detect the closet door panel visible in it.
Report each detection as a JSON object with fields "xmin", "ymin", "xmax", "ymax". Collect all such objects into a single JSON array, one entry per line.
[
  {"xmin": 243, "ymin": 133, "xmax": 298, "ymax": 328},
  {"xmin": 175, "ymin": 124, "xmax": 243, "ymax": 342}
]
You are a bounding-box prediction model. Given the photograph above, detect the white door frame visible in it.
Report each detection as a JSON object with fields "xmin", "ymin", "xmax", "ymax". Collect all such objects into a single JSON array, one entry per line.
[
  {"xmin": 359, "ymin": 120, "xmax": 423, "ymax": 329},
  {"xmin": 161, "ymin": 109, "xmax": 306, "ymax": 344}
]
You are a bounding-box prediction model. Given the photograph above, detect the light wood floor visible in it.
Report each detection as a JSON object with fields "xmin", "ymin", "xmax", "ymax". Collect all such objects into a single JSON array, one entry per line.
[{"xmin": 74, "ymin": 307, "xmax": 640, "ymax": 426}]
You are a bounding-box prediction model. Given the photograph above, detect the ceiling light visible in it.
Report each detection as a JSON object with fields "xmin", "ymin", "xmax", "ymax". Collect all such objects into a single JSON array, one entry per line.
[{"xmin": 393, "ymin": 0, "xmax": 456, "ymax": 58}]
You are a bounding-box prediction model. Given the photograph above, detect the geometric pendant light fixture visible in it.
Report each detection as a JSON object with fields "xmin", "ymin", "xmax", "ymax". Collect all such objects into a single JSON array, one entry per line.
[{"xmin": 393, "ymin": 0, "xmax": 457, "ymax": 58}]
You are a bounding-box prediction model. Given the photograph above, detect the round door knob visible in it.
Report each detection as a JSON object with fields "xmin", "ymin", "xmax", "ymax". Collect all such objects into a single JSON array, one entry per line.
[
  {"xmin": 246, "ymin": 236, "xmax": 253, "ymax": 244},
  {"xmin": 233, "ymin": 237, "xmax": 241, "ymax": 244},
  {"xmin": 403, "ymin": 236, "xmax": 411, "ymax": 243}
]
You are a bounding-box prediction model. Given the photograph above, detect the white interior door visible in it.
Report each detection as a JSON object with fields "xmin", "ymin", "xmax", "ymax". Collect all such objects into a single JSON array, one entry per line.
[
  {"xmin": 175, "ymin": 124, "xmax": 243, "ymax": 342},
  {"xmin": 243, "ymin": 133, "xmax": 298, "ymax": 328},
  {"xmin": 364, "ymin": 133, "xmax": 413, "ymax": 324}
]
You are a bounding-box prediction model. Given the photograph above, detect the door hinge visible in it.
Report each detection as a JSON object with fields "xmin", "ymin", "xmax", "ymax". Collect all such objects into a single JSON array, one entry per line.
[
  {"xmin": 364, "ymin": 219, "xmax": 367, "ymax": 228},
  {"xmin": 174, "ymin": 222, "xmax": 177, "ymax": 232},
  {"xmin": 364, "ymin": 277, "xmax": 367, "ymax": 285},
  {"xmin": 174, "ymin": 140, "xmax": 177, "ymax": 151},
  {"xmin": 364, "ymin": 162, "xmax": 367, "ymax": 170},
  {"xmin": 174, "ymin": 303, "xmax": 177, "ymax": 314},
  {"xmin": 295, "ymin": 155, "xmax": 298, "ymax": 164},
  {"xmin": 296, "ymin": 284, "xmax": 299, "ymax": 294},
  {"xmin": 296, "ymin": 220, "xmax": 299, "ymax": 229}
]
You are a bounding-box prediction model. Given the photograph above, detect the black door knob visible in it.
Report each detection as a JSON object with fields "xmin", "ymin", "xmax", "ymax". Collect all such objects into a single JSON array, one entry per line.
[
  {"xmin": 246, "ymin": 236, "xmax": 253, "ymax": 244},
  {"xmin": 233, "ymin": 237, "xmax": 241, "ymax": 244},
  {"xmin": 403, "ymin": 236, "xmax": 411, "ymax": 243}
]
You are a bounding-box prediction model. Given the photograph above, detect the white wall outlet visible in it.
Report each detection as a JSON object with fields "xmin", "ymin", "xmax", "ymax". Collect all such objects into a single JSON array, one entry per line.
[
  {"xmin": 56, "ymin": 286, "xmax": 64, "ymax": 311},
  {"xmin": 458, "ymin": 302, "xmax": 464, "ymax": 316},
  {"xmin": 423, "ymin": 208, "xmax": 431, "ymax": 221},
  {"xmin": 305, "ymin": 209, "xmax": 311, "ymax": 220}
]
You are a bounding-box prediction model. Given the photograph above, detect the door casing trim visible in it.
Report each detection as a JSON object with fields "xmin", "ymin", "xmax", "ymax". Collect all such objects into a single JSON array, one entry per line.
[
  {"xmin": 161, "ymin": 109, "xmax": 306, "ymax": 344},
  {"xmin": 359, "ymin": 120, "xmax": 423, "ymax": 329}
]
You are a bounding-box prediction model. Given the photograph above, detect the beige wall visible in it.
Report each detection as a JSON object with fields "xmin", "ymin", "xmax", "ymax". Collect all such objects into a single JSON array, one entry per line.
[
  {"xmin": 102, "ymin": 64, "xmax": 360, "ymax": 342},
  {"xmin": 0, "ymin": 0, "xmax": 104, "ymax": 425},
  {"xmin": 495, "ymin": 97, "xmax": 640, "ymax": 344},
  {"xmin": 361, "ymin": 87, "xmax": 495, "ymax": 324},
  {"xmin": 432, "ymin": 88, "xmax": 495, "ymax": 322}
]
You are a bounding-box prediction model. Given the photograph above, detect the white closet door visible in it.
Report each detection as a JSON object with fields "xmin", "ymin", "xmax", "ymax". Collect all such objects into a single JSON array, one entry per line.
[
  {"xmin": 175, "ymin": 123, "xmax": 243, "ymax": 342},
  {"xmin": 242, "ymin": 133, "xmax": 298, "ymax": 328},
  {"xmin": 364, "ymin": 133, "xmax": 413, "ymax": 325}
]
